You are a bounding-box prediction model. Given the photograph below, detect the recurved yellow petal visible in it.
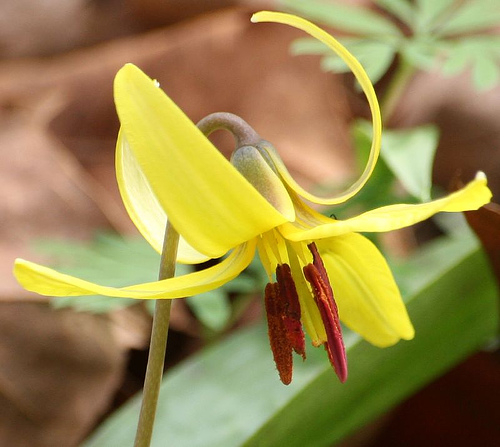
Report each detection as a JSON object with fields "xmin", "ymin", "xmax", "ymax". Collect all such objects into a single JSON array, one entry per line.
[
  {"xmin": 317, "ymin": 233, "xmax": 414, "ymax": 347},
  {"xmin": 114, "ymin": 64, "xmax": 289, "ymax": 258},
  {"xmin": 13, "ymin": 240, "xmax": 256, "ymax": 299},
  {"xmin": 252, "ymin": 12, "xmax": 381, "ymax": 205},
  {"xmin": 282, "ymin": 173, "xmax": 492, "ymax": 241},
  {"xmin": 116, "ymin": 130, "xmax": 210, "ymax": 264}
]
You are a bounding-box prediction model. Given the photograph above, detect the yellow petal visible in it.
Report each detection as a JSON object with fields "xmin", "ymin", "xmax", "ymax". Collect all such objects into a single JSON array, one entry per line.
[
  {"xmin": 282, "ymin": 173, "xmax": 492, "ymax": 241},
  {"xmin": 116, "ymin": 130, "xmax": 210, "ymax": 264},
  {"xmin": 13, "ymin": 240, "xmax": 256, "ymax": 299},
  {"xmin": 114, "ymin": 64, "xmax": 289, "ymax": 258},
  {"xmin": 317, "ymin": 233, "xmax": 414, "ymax": 347},
  {"xmin": 286, "ymin": 241, "xmax": 327, "ymax": 345},
  {"xmin": 252, "ymin": 12, "xmax": 381, "ymax": 205}
]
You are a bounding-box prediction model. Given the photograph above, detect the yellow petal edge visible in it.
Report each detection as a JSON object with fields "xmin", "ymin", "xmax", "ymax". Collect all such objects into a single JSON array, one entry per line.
[
  {"xmin": 319, "ymin": 234, "xmax": 414, "ymax": 347},
  {"xmin": 251, "ymin": 11, "xmax": 382, "ymax": 205},
  {"xmin": 13, "ymin": 240, "xmax": 256, "ymax": 299},
  {"xmin": 114, "ymin": 64, "xmax": 290, "ymax": 258},
  {"xmin": 116, "ymin": 130, "xmax": 210, "ymax": 264},
  {"xmin": 282, "ymin": 172, "xmax": 492, "ymax": 241}
]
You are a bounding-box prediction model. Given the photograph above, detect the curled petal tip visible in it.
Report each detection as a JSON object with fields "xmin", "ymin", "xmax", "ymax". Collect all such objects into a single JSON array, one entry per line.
[
  {"xmin": 250, "ymin": 11, "xmax": 269, "ymax": 23},
  {"xmin": 476, "ymin": 171, "xmax": 487, "ymax": 181},
  {"xmin": 249, "ymin": 11, "xmax": 381, "ymax": 206}
]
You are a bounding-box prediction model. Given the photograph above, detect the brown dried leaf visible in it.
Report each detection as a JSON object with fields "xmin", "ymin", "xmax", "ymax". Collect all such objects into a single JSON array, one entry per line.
[
  {"xmin": 393, "ymin": 70, "xmax": 500, "ymax": 198},
  {"xmin": 0, "ymin": 8, "xmax": 358, "ymax": 444},
  {"xmin": 465, "ymin": 202, "xmax": 500, "ymax": 289},
  {"xmin": 0, "ymin": 302, "xmax": 125, "ymax": 447}
]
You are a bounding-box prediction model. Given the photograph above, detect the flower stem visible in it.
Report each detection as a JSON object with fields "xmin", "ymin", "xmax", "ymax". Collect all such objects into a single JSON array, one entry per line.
[
  {"xmin": 380, "ymin": 59, "xmax": 416, "ymax": 123},
  {"xmin": 197, "ymin": 112, "xmax": 261, "ymax": 147},
  {"xmin": 134, "ymin": 221, "xmax": 179, "ymax": 447}
]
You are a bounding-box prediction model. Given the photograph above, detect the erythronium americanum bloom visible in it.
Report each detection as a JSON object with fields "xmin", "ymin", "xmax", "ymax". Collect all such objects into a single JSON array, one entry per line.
[{"xmin": 14, "ymin": 12, "xmax": 492, "ymax": 385}]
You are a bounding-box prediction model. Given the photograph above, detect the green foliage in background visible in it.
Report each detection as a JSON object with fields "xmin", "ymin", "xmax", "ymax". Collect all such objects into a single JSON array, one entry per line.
[
  {"xmin": 83, "ymin": 233, "xmax": 498, "ymax": 446},
  {"xmin": 37, "ymin": 234, "xmax": 266, "ymax": 332},
  {"xmin": 38, "ymin": 106, "xmax": 498, "ymax": 446},
  {"xmin": 31, "ymin": 3, "xmax": 500, "ymax": 445},
  {"xmin": 38, "ymin": 115, "xmax": 439, "ymax": 334},
  {"xmin": 283, "ymin": 0, "xmax": 500, "ymax": 90}
]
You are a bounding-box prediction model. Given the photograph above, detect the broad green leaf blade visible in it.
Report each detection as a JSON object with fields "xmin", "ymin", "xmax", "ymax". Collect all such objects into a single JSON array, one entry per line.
[
  {"xmin": 282, "ymin": 0, "xmax": 402, "ymax": 36},
  {"xmin": 381, "ymin": 125, "xmax": 439, "ymax": 202},
  {"xmin": 84, "ymin": 323, "xmax": 335, "ymax": 447},
  {"xmin": 355, "ymin": 121, "xmax": 439, "ymax": 201},
  {"xmin": 186, "ymin": 291, "xmax": 231, "ymax": 331},
  {"xmin": 328, "ymin": 123, "xmax": 404, "ymax": 216},
  {"xmin": 37, "ymin": 234, "xmax": 254, "ymax": 324},
  {"xmin": 36, "ymin": 234, "xmax": 161, "ymax": 312},
  {"xmin": 84, "ymin": 236, "xmax": 498, "ymax": 447},
  {"xmin": 243, "ymin": 238, "xmax": 498, "ymax": 447}
]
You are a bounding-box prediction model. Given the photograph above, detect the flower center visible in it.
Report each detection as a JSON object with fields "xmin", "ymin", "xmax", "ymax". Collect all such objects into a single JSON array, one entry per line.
[
  {"xmin": 261, "ymin": 233, "xmax": 347, "ymax": 384},
  {"xmin": 197, "ymin": 112, "xmax": 295, "ymax": 221}
]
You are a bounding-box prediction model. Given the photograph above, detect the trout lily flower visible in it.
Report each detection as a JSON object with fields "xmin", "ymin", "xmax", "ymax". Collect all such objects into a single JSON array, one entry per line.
[{"xmin": 14, "ymin": 12, "xmax": 491, "ymax": 385}]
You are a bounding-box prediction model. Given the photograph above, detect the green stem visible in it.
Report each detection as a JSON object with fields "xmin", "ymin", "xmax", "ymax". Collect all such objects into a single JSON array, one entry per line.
[
  {"xmin": 134, "ymin": 222, "xmax": 179, "ymax": 447},
  {"xmin": 380, "ymin": 59, "xmax": 416, "ymax": 124}
]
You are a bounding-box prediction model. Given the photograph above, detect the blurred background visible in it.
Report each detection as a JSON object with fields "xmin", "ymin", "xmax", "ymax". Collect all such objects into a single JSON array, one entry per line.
[{"xmin": 1, "ymin": 1, "xmax": 499, "ymax": 446}]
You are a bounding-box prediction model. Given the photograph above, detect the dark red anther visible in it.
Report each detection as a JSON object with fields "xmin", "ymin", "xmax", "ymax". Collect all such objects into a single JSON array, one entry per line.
[
  {"xmin": 265, "ymin": 282, "xmax": 293, "ymax": 385},
  {"xmin": 276, "ymin": 264, "xmax": 306, "ymax": 359},
  {"xmin": 264, "ymin": 264, "xmax": 306, "ymax": 385},
  {"xmin": 303, "ymin": 242, "xmax": 348, "ymax": 383}
]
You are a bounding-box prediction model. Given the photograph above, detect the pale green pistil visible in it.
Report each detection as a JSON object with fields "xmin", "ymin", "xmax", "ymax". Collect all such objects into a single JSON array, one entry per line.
[{"xmin": 231, "ymin": 145, "xmax": 294, "ymax": 219}]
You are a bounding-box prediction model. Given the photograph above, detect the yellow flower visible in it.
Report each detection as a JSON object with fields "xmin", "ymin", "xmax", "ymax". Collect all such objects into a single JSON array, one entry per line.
[{"xmin": 14, "ymin": 12, "xmax": 491, "ymax": 385}]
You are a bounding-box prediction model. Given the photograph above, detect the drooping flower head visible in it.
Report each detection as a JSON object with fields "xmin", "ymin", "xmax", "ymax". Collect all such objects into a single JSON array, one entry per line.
[{"xmin": 14, "ymin": 12, "xmax": 492, "ymax": 385}]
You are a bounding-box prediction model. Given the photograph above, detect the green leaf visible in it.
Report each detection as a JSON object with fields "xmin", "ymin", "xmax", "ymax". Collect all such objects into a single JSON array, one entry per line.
[
  {"xmin": 441, "ymin": 42, "xmax": 472, "ymax": 76},
  {"xmin": 437, "ymin": 0, "xmax": 500, "ymax": 36},
  {"xmin": 356, "ymin": 120, "xmax": 439, "ymax": 201},
  {"xmin": 36, "ymin": 233, "xmax": 161, "ymax": 313},
  {"xmin": 291, "ymin": 36, "xmax": 396, "ymax": 84},
  {"xmin": 321, "ymin": 40, "xmax": 396, "ymax": 84},
  {"xmin": 185, "ymin": 255, "xmax": 267, "ymax": 331},
  {"xmin": 37, "ymin": 233, "xmax": 265, "ymax": 331},
  {"xmin": 472, "ymin": 53, "xmax": 500, "ymax": 91},
  {"xmin": 414, "ymin": 0, "xmax": 455, "ymax": 33},
  {"xmin": 441, "ymin": 37, "xmax": 500, "ymax": 87},
  {"xmin": 186, "ymin": 291, "xmax": 231, "ymax": 331},
  {"xmin": 290, "ymin": 37, "xmax": 330, "ymax": 56},
  {"xmin": 400, "ymin": 36, "xmax": 439, "ymax": 70},
  {"xmin": 83, "ymin": 235, "xmax": 498, "ymax": 446},
  {"xmin": 328, "ymin": 121, "xmax": 406, "ymax": 221},
  {"xmin": 376, "ymin": 0, "xmax": 415, "ymax": 26},
  {"xmin": 281, "ymin": 0, "xmax": 402, "ymax": 36}
]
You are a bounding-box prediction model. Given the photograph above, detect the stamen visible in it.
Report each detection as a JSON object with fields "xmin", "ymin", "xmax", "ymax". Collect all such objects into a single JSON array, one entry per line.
[
  {"xmin": 265, "ymin": 282, "xmax": 293, "ymax": 385},
  {"xmin": 264, "ymin": 263, "xmax": 306, "ymax": 385},
  {"xmin": 276, "ymin": 264, "xmax": 306, "ymax": 359},
  {"xmin": 303, "ymin": 243, "xmax": 348, "ymax": 383}
]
